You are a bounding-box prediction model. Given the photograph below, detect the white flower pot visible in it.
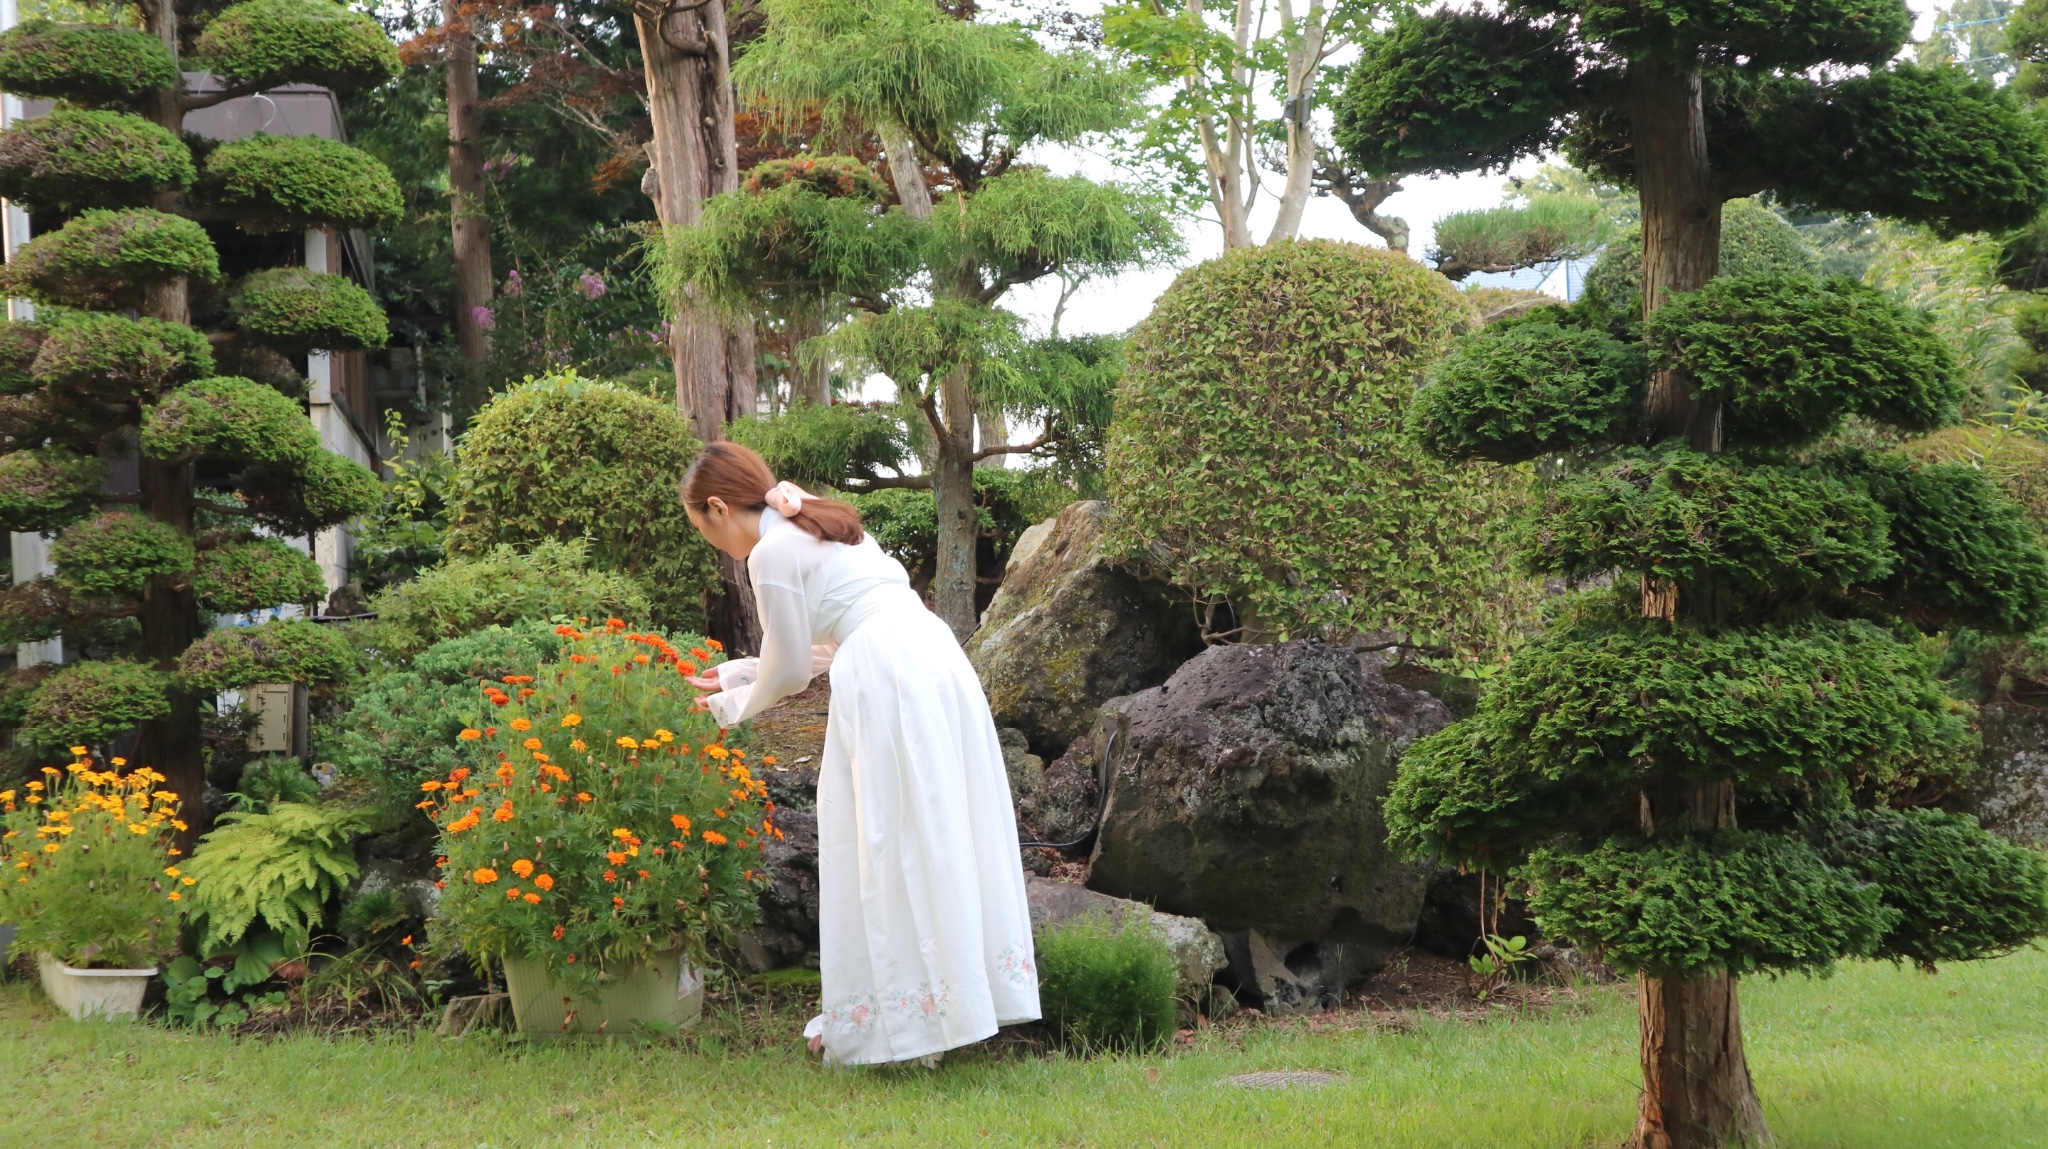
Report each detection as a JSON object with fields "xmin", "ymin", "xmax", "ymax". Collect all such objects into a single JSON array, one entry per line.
[{"xmin": 36, "ymin": 954, "xmax": 154, "ymax": 1021}]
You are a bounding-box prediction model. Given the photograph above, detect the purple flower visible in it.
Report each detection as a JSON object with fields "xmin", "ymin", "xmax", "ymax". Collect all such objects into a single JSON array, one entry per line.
[
  {"xmin": 577, "ymin": 270, "xmax": 607, "ymax": 300},
  {"xmin": 503, "ymin": 268, "xmax": 523, "ymax": 297},
  {"xmin": 471, "ymin": 305, "xmax": 496, "ymax": 331}
]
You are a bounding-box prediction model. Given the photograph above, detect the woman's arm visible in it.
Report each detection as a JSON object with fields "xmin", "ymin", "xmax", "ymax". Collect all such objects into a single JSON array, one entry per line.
[{"xmin": 703, "ymin": 581, "xmax": 813, "ymax": 728}]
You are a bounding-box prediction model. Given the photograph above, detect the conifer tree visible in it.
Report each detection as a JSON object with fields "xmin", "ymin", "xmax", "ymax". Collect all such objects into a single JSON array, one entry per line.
[
  {"xmin": 0, "ymin": 0, "xmax": 396, "ymax": 830},
  {"xmin": 666, "ymin": 0, "xmax": 1179, "ymax": 639},
  {"xmin": 1340, "ymin": 5, "xmax": 2048, "ymax": 1145}
]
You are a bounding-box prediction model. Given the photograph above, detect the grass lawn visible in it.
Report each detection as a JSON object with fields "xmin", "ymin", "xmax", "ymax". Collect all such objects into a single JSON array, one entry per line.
[{"xmin": 0, "ymin": 947, "xmax": 2042, "ymax": 1149}]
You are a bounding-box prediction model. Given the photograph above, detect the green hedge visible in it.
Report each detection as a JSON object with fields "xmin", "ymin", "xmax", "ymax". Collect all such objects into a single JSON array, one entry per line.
[
  {"xmin": 368, "ymin": 540, "xmax": 651, "ymax": 654},
  {"xmin": 228, "ymin": 266, "xmax": 387, "ymax": 353},
  {"xmin": 1408, "ymin": 321, "xmax": 1646, "ymax": 463},
  {"xmin": 0, "ymin": 19, "xmax": 179, "ymax": 107},
  {"xmin": 50, "ymin": 512, "xmax": 196, "ymax": 599},
  {"xmin": 0, "ymin": 108, "xmax": 194, "ymax": 208},
  {"xmin": 0, "ymin": 208, "xmax": 218, "ymax": 310},
  {"xmin": 199, "ymin": 134, "xmax": 402, "ymax": 233},
  {"xmin": 196, "ymin": 0, "xmax": 400, "ymax": 94}
]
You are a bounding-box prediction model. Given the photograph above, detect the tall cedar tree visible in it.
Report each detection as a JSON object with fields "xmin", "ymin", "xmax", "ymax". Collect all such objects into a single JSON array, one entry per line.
[
  {"xmin": 1338, "ymin": 4, "xmax": 2048, "ymax": 1147},
  {"xmin": 665, "ymin": 0, "xmax": 1179, "ymax": 639},
  {"xmin": 0, "ymin": 0, "xmax": 396, "ymax": 835}
]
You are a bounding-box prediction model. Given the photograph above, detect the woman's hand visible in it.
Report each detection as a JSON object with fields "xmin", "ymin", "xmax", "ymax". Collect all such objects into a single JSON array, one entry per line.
[{"xmin": 684, "ymin": 672, "xmax": 721, "ymax": 692}]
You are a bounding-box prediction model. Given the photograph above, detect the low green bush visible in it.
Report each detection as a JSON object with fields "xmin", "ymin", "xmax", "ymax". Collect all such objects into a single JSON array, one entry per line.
[
  {"xmin": 1034, "ymin": 914, "xmax": 1179, "ymax": 1053},
  {"xmin": 368, "ymin": 539, "xmax": 648, "ymax": 654}
]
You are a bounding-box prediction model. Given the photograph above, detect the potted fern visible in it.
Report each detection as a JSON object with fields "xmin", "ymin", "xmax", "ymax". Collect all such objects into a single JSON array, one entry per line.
[
  {"xmin": 428, "ymin": 620, "xmax": 772, "ymax": 1035},
  {"xmin": 0, "ymin": 752, "xmax": 185, "ymax": 1020}
]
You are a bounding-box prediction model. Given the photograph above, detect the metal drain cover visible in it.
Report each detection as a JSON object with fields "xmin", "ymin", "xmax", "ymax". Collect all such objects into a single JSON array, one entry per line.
[{"xmin": 1221, "ymin": 1071, "xmax": 1345, "ymax": 1090}]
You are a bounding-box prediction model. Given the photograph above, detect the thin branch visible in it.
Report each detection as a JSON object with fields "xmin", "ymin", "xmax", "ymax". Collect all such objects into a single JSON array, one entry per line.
[{"xmin": 844, "ymin": 474, "xmax": 934, "ymax": 490}]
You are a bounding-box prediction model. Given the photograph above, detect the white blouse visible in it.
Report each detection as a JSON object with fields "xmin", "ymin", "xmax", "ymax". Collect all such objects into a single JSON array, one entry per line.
[{"xmin": 702, "ymin": 509, "xmax": 920, "ymax": 728}]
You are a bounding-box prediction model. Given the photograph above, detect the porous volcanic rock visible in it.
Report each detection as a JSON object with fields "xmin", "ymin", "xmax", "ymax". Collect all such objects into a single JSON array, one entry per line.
[
  {"xmin": 731, "ymin": 808, "xmax": 820, "ymax": 971},
  {"xmin": 1085, "ymin": 639, "xmax": 1446, "ymax": 1011},
  {"xmin": 1964, "ymin": 695, "xmax": 2048, "ymax": 849},
  {"xmin": 967, "ymin": 501, "xmax": 1203, "ymax": 758}
]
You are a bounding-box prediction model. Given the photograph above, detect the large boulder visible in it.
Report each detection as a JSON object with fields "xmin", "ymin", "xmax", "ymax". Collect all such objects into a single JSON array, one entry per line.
[
  {"xmin": 967, "ymin": 500, "xmax": 1204, "ymax": 758},
  {"xmin": 1964, "ymin": 696, "xmax": 2048, "ymax": 849},
  {"xmin": 730, "ymin": 808, "xmax": 821, "ymax": 971},
  {"xmin": 1085, "ymin": 639, "xmax": 1447, "ymax": 1011}
]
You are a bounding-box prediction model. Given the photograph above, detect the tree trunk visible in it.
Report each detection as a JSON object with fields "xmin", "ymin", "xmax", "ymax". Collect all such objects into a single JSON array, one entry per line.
[
  {"xmin": 786, "ymin": 305, "xmax": 830, "ymax": 408},
  {"xmin": 636, "ymin": 0, "xmax": 761, "ymax": 653},
  {"xmin": 446, "ymin": 0, "xmax": 493, "ymax": 369},
  {"xmin": 929, "ymin": 409, "xmax": 978, "ymax": 641},
  {"xmin": 133, "ymin": 457, "xmax": 206, "ymax": 844},
  {"xmin": 1627, "ymin": 57, "xmax": 1722, "ymax": 451},
  {"xmin": 973, "ymin": 407, "xmax": 1007, "ymax": 469},
  {"xmin": 1634, "ymin": 973, "xmax": 1770, "ymax": 1148},
  {"xmin": 1264, "ymin": 0, "xmax": 1324, "ymax": 244}
]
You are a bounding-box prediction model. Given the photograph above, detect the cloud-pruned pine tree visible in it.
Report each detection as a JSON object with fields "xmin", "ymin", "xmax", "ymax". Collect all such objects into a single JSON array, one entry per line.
[
  {"xmin": 0, "ymin": 0, "xmax": 396, "ymax": 833},
  {"xmin": 1339, "ymin": 4, "xmax": 2048, "ymax": 1146}
]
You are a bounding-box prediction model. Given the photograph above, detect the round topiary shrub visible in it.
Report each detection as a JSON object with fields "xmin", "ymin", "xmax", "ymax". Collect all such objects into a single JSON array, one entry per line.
[
  {"xmin": 0, "ymin": 19, "xmax": 180, "ymax": 107},
  {"xmin": 228, "ymin": 266, "xmax": 387, "ymax": 353},
  {"xmin": 178, "ymin": 618, "xmax": 355, "ymax": 691},
  {"xmin": 444, "ymin": 371, "xmax": 718, "ymax": 629},
  {"xmin": 0, "ymin": 321, "xmax": 45, "ymax": 394},
  {"xmin": 1408, "ymin": 320, "xmax": 1647, "ymax": 462},
  {"xmin": 1034, "ymin": 914, "xmax": 1180, "ymax": 1053},
  {"xmin": 0, "ymin": 445, "xmax": 107, "ymax": 532},
  {"xmin": 193, "ymin": 537, "xmax": 327, "ymax": 612},
  {"xmin": 0, "ymin": 108, "xmax": 194, "ymax": 209},
  {"xmin": 238, "ymin": 448, "xmax": 382, "ymax": 534},
  {"xmin": 32, "ymin": 311, "xmax": 214, "ymax": 399},
  {"xmin": 17, "ymin": 659, "xmax": 173, "ymax": 748},
  {"xmin": 1578, "ymin": 198, "xmax": 1820, "ymax": 324},
  {"xmin": 195, "ymin": 0, "xmax": 400, "ymax": 94},
  {"xmin": 141, "ymin": 375, "xmax": 320, "ymax": 465},
  {"xmin": 50, "ymin": 511, "xmax": 197, "ymax": 599},
  {"xmin": 199, "ymin": 134, "xmax": 402, "ymax": 233},
  {"xmin": 368, "ymin": 540, "xmax": 653, "ymax": 654},
  {"xmin": 0, "ymin": 207, "xmax": 219, "ymax": 309},
  {"xmin": 1106, "ymin": 239, "xmax": 1536, "ymax": 654}
]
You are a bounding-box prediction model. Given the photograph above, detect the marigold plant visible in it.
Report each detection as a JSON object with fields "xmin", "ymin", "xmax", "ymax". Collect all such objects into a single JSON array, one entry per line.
[
  {"xmin": 0, "ymin": 750, "xmax": 185, "ymax": 968},
  {"xmin": 428, "ymin": 621, "xmax": 772, "ymax": 992}
]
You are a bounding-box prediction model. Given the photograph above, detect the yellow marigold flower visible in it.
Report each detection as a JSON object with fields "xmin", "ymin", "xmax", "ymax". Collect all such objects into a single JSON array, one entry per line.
[
  {"xmin": 110, "ymin": 757, "xmax": 126, "ymax": 767},
  {"xmin": 704, "ymin": 745, "xmax": 729, "ymax": 760},
  {"xmin": 655, "ymin": 729, "xmax": 675, "ymax": 743},
  {"xmin": 571, "ymin": 739, "xmax": 587, "ymax": 752},
  {"xmin": 561, "ymin": 714, "xmax": 583, "ymax": 727},
  {"xmin": 172, "ymin": 820, "xmax": 188, "ymax": 832},
  {"xmin": 510, "ymin": 718, "xmax": 533, "ymax": 732},
  {"xmin": 511, "ymin": 859, "xmax": 535, "ymax": 878},
  {"xmin": 167, "ymin": 891, "xmax": 182, "ymax": 902},
  {"xmin": 181, "ymin": 877, "xmax": 194, "ymax": 886},
  {"xmin": 615, "ymin": 736, "xmax": 638, "ymax": 749},
  {"xmin": 42, "ymin": 843, "xmax": 59, "ymax": 853},
  {"xmin": 68, "ymin": 745, "xmax": 87, "ymax": 756},
  {"xmin": 25, "ymin": 782, "xmax": 42, "ymax": 792},
  {"xmin": 523, "ymin": 738, "xmax": 543, "ymax": 751},
  {"xmin": 164, "ymin": 866, "xmax": 181, "ymax": 878},
  {"xmin": 458, "ymin": 728, "xmax": 483, "ymax": 741},
  {"xmin": 640, "ymin": 738, "xmax": 659, "ymax": 749},
  {"xmin": 473, "ymin": 867, "xmax": 499, "ymax": 884},
  {"xmin": 128, "ymin": 824, "xmax": 147, "ymax": 834},
  {"xmin": 421, "ymin": 780, "xmax": 443, "ymax": 792}
]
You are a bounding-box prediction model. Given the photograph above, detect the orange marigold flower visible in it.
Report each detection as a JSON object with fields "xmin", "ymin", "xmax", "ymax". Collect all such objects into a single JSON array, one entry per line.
[
  {"xmin": 713, "ymin": 808, "xmax": 727, "ymax": 819},
  {"xmin": 473, "ymin": 867, "xmax": 499, "ymax": 884},
  {"xmin": 493, "ymin": 806, "xmax": 514, "ymax": 822},
  {"xmin": 502, "ymin": 675, "xmax": 534, "ymax": 685},
  {"xmin": 677, "ymin": 662, "xmax": 699, "ymax": 676},
  {"xmin": 702, "ymin": 831, "xmax": 728, "ymax": 846},
  {"xmin": 523, "ymin": 737, "xmax": 543, "ymax": 751},
  {"xmin": 518, "ymin": 688, "xmax": 535, "ymax": 699},
  {"xmin": 606, "ymin": 618, "xmax": 625, "ymax": 629},
  {"xmin": 506, "ymin": 887, "xmax": 521, "ymax": 900},
  {"xmin": 551, "ymin": 924, "xmax": 565, "ymax": 939},
  {"xmin": 705, "ymin": 638, "xmax": 724, "ymax": 651},
  {"xmin": 489, "ymin": 695, "xmax": 509, "ymax": 707},
  {"xmin": 704, "ymin": 745, "xmax": 730, "ymax": 760},
  {"xmin": 606, "ymin": 851, "xmax": 627, "ymax": 866},
  {"xmin": 603, "ymin": 870, "xmax": 617, "ymax": 882},
  {"xmin": 565, "ymin": 954, "xmax": 576, "ymax": 963},
  {"xmin": 691, "ymin": 647, "xmax": 710, "ymax": 660},
  {"xmin": 670, "ymin": 814, "xmax": 691, "ymax": 831},
  {"xmin": 615, "ymin": 736, "xmax": 638, "ymax": 749},
  {"xmin": 763, "ymin": 756, "xmax": 778, "ymax": 766},
  {"xmin": 575, "ymin": 792, "xmax": 592, "ymax": 802},
  {"xmin": 450, "ymin": 768, "xmax": 472, "ymax": 783},
  {"xmin": 561, "ymin": 714, "xmax": 583, "ymax": 727},
  {"xmin": 611, "ymin": 896, "xmax": 624, "ymax": 908},
  {"xmin": 637, "ymin": 869, "xmax": 650, "ymax": 879},
  {"xmin": 511, "ymin": 858, "xmax": 535, "ymax": 878},
  {"xmin": 633, "ymin": 654, "xmax": 651, "ymax": 664},
  {"xmin": 458, "ymin": 729, "xmax": 482, "ymax": 741},
  {"xmin": 571, "ymin": 739, "xmax": 587, "ymax": 751},
  {"xmin": 509, "ymin": 718, "xmax": 532, "ymax": 732},
  {"xmin": 421, "ymin": 780, "xmax": 443, "ymax": 792},
  {"xmin": 524, "ymin": 893, "xmax": 541, "ymax": 904},
  {"xmin": 533, "ymin": 874, "xmax": 554, "ymax": 890}
]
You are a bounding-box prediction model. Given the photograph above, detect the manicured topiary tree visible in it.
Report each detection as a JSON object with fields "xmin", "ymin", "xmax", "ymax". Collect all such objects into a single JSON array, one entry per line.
[
  {"xmin": 1342, "ymin": 4, "xmax": 2048, "ymax": 1145},
  {"xmin": 0, "ymin": 0, "xmax": 398, "ymax": 830},
  {"xmin": 1106, "ymin": 240, "xmax": 1536, "ymax": 654}
]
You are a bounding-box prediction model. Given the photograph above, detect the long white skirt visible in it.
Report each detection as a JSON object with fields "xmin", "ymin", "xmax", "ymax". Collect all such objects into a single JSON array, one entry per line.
[{"xmin": 812, "ymin": 605, "xmax": 1040, "ymax": 1065}]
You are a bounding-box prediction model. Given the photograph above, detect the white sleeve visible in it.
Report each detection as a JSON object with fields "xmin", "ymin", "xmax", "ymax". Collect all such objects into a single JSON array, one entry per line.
[
  {"xmin": 715, "ymin": 658, "xmax": 760, "ymax": 690},
  {"xmin": 703, "ymin": 580, "xmax": 814, "ymax": 728}
]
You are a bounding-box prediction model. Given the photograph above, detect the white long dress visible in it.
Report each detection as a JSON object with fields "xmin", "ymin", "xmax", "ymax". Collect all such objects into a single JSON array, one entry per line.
[{"xmin": 704, "ymin": 509, "xmax": 1041, "ymax": 1065}]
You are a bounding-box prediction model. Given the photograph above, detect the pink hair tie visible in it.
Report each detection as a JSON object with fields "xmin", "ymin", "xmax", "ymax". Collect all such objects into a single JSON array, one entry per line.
[{"xmin": 764, "ymin": 480, "xmax": 809, "ymax": 518}]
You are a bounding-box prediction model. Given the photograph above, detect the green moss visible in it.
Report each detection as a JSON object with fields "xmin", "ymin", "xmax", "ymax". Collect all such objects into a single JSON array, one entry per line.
[
  {"xmin": 32, "ymin": 311, "xmax": 215, "ymax": 400},
  {"xmin": 178, "ymin": 618, "xmax": 355, "ymax": 691},
  {"xmin": 49, "ymin": 511, "xmax": 196, "ymax": 599},
  {"xmin": 1519, "ymin": 448, "xmax": 1893, "ymax": 605},
  {"xmin": 1648, "ymin": 274, "xmax": 1962, "ymax": 448},
  {"xmin": 193, "ymin": 537, "xmax": 327, "ymax": 613},
  {"xmin": 1519, "ymin": 831, "xmax": 1892, "ymax": 979},
  {"xmin": 228, "ymin": 266, "xmax": 387, "ymax": 354},
  {"xmin": 16, "ymin": 659, "xmax": 172, "ymax": 749},
  {"xmin": 141, "ymin": 375, "xmax": 319, "ymax": 466},
  {"xmin": 0, "ymin": 19, "xmax": 180, "ymax": 108},
  {"xmin": 195, "ymin": 0, "xmax": 399, "ymax": 94},
  {"xmin": 1407, "ymin": 321, "xmax": 1647, "ymax": 463},
  {"xmin": 0, "ymin": 322, "xmax": 44, "ymax": 395},
  {"xmin": 198, "ymin": 134, "xmax": 402, "ymax": 233},
  {"xmin": 0, "ymin": 208, "xmax": 218, "ymax": 310},
  {"xmin": 0, "ymin": 108, "xmax": 193, "ymax": 208},
  {"xmin": 238, "ymin": 447, "xmax": 383, "ymax": 535},
  {"xmin": 0, "ymin": 445, "xmax": 108, "ymax": 533}
]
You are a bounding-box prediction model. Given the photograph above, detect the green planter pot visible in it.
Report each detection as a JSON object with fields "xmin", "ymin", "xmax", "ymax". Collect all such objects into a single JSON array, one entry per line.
[{"xmin": 500, "ymin": 948, "xmax": 703, "ymax": 1036}]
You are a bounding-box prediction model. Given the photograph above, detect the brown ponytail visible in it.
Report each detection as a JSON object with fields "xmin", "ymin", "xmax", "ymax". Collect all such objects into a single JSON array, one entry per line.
[{"xmin": 682, "ymin": 440, "xmax": 865, "ymax": 545}]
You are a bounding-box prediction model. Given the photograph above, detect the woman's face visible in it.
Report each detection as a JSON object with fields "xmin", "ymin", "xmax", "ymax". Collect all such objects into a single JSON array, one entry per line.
[{"xmin": 686, "ymin": 496, "xmax": 759, "ymax": 560}]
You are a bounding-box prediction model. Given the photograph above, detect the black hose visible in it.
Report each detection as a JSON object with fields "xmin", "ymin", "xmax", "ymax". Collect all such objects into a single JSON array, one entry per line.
[{"xmin": 1018, "ymin": 729, "xmax": 1116, "ymax": 853}]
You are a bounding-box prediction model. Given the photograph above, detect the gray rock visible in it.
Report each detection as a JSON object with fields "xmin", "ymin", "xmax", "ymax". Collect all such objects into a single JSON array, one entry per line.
[
  {"xmin": 1024, "ymin": 874, "xmax": 1227, "ymax": 1003},
  {"xmin": 1964, "ymin": 696, "xmax": 2048, "ymax": 849},
  {"xmin": 732, "ymin": 808, "xmax": 821, "ymax": 971},
  {"xmin": 1017, "ymin": 736, "xmax": 1099, "ymax": 848},
  {"xmin": 967, "ymin": 501, "xmax": 1205, "ymax": 758},
  {"xmin": 1085, "ymin": 638, "xmax": 1447, "ymax": 1012},
  {"xmin": 998, "ymin": 726, "xmax": 1046, "ymax": 797}
]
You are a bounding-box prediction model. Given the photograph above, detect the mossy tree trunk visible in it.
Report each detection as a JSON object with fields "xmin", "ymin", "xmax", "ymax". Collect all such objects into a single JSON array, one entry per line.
[
  {"xmin": 636, "ymin": 0, "xmax": 762, "ymax": 653},
  {"xmin": 445, "ymin": 0, "xmax": 493, "ymax": 370},
  {"xmin": 1625, "ymin": 53, "xmax": 1770, "ymax": 1149}
]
